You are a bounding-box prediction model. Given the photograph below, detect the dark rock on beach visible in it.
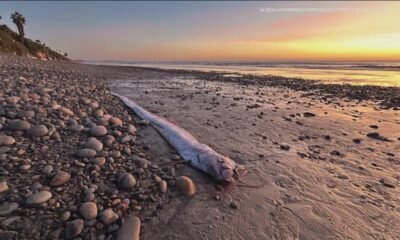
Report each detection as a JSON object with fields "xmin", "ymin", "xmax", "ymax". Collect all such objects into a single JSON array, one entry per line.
[
  {"xmin": 303, "ymin": 112, "xmax": 316, "ymax": 117},
  {"xmin": 65, "ymin": 219, "xmax": 84, "ymax": 239},
  {"xmin": 367, "ymin": 132, "xmax": 389, "ymax": 141}
]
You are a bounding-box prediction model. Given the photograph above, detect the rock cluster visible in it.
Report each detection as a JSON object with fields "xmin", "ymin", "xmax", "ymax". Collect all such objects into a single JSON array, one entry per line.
[{"xmin": 0, "ymin": 56, "xmax": 195, "ymax": 239}]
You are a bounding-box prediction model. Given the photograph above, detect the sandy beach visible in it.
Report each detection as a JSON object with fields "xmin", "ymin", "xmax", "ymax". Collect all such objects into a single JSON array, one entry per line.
[
  {"xmin": 109, "ymin": 67, "xmax": 400, "ymax": 239},
  {"xmin": 1, "ymin": 55, "xmax": 400, "ymax": 239}
]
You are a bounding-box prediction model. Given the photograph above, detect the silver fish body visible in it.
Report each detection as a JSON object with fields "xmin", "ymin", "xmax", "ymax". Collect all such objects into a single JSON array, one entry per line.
[{"xmin": 113, "ymin": 93, "xmax": 240, "ymax": 182}]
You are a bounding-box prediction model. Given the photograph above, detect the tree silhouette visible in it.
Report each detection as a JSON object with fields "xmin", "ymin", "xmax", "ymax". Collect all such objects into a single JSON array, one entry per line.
[{"xmin": 11, "ymin": 12, "xmax": 26, "ymax": 44}]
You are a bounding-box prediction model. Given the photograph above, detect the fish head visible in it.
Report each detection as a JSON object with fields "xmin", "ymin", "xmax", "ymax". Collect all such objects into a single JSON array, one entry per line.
[
  {"xmin": 196, "ymin": 146, "xmax": 247, "ymax": 182},
  {"xmin": 215, "ymin": 155, "xmax": 247, "ymax": 182},
  {"xmin": 218, "ymin": 163, "xmax": 247, "ymax": 182},
  {"xmin": 197, "ymin": 151, "xmax": 233, "ymax": 182}
]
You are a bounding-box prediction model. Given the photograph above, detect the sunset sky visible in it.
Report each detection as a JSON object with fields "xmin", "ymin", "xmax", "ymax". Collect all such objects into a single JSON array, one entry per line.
[{"xmin": 1, "ymin": 1, "xmax": 399, "ymax": 61}]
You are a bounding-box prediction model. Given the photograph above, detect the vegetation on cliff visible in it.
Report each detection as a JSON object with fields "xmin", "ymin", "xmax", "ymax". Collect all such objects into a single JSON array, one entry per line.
[{"xmin": 0, "ymin": 12, "xmax": 68, "ymax": 60}]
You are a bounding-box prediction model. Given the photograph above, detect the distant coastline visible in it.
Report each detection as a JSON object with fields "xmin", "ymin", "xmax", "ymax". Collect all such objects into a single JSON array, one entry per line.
[{"xmin": 83, "ymin": 60, "xmax": 400, "ymax": 87}]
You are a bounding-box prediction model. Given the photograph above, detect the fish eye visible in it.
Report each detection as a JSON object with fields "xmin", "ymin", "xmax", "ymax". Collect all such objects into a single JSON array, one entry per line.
[{"xmin": 222, "ymin": 169, "xmax": 233, "ymax": 179}]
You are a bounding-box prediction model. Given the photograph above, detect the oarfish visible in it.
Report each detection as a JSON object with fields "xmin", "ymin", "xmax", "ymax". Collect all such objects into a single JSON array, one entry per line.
[{"xmin": 113, "ymin": 93, "xmax": 244, "ymax": 182}]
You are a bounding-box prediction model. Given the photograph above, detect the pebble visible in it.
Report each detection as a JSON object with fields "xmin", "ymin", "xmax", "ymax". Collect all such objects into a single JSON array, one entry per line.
[
  {"xmin": 117, "ymin": 216, "xmax": 141, "ymax": 240},
  {"xmin": 83, "ymin": 192, "xmax": 95, "ymax": 202},
  {"xmin": 97, "ymin": 117, "xmax": 110, "ymax": 126},
  {"xmin": 95, "ymin": 109, "xmax": 104, "ymax": 118},
  {"xmin": 280, "ymin": 144, "xmax": 290, "ymax": 151},
  {"xmin": 367, "ymin": 132, "xmax": 387, "ymax": 141},
  {"xmin": 0, "ymin": 202, "xmax": 19, "ymax": 216},
  {"xmin": 6, "ymin": 96, "xmax": 20, "ymax": 104},
  {"xmin": 61, "ymin": 211, "xmax": 71, "ymax": 221},
  {"xmin": 176, "ymin": 176, "xmax": 196, "ymax": 196},
  {"xmin": 0, "ymin": 181, "xmax": 9, "ymax": 193},
  {"xmin": 80, "ymin": 202, "xmax": 98, "ymax": 220},
  {"xmin": 19, "ymin": 164, "xmax": 31, "ymax": 171},
  {"xmin": 0, "ymin": 135, "xmax": 15, "ymax": 146},
  {"xmin": 42, "ymin": 165, "xmax": 54, "ymax": 174},
  {"xmin": 171, "ymin": 154, "xmax": 181, "ymax": 161},
  {"xmin": 102, "ymin": 139, "xmax": 112, "ymax": 147},
  {"xmin": 0, "ymin": 147, "xmax": 11, "ymax": 154},
  {"xmin": 90, "ymin": 101, "xmax": 99, "ymax": 109},
  {"xmin": 137, "ymin": 120, "xmax": 150, "ymax": 126},
  {"xmin": 109, "ymin": 117, "xmax": 123, "ymax": 126},
  {"xmin": 380, "ymin": 178, "xmax": 396, "ymax": 188},
  {"xmin": 87, "ymin": 219, "xmax": 97, "ymax": 227},
  {"xmin": 85, "ymin": 137, "xmax": 103, "ymax": 151},
  {"xmin": 69, "ymin": 124, "xmax": 84, "ymax": 132},
  {"xmin": 51, "ymin": 102, "xmax": 61, "ymax": 110},
  {"xmin": 134, "ymin": 157, "xmax": 150, "ymax": 168},
  {"xmin": 90, "ymin": 125, "xmax": 108, "ymax": 137},
  {"xmin": 113, "ymin": 130, "xmax": 123, "ymax": 137},
  {"xmin": 60, "ymin": 107, "xmax": 75, "ymax": 116},
  {"xmin": 92, "ymin": 157, "xmax": 106, "ymax": 166},
  {"xmin": 65, "ymin": 219, "xmax": 84, "ymax": 239},
  {"xmin": 8, "ymin": 119, "xmax": 31, "ymax": 131},
  {"xmin": 50, "ymin": 170, "xmax": 71, "ymax": 186},
  {"xmin": 159, "ymin": 180, "xmax": 168, "ymax": 193},
  {"xmin": 16, "ymin": 149, "xmax": 25, "ymax": 155},
  {"xmin": 229, "ymin": 200, "xmax": 239, "ymax": 209},
  {"xmin": 76, "ymin": 148, "xmax": 97, "ymax": 158},
  {"xmin": 119, "ymin": 173, "xmax": 137, "ymax": 189},
  {"xmin": 120, "ymin": 135, "xmax": 133, "ymax": 144},
  {"xmin": 85, "ymin": 119, "xmax": 97, "ymax": 128},
  {"xmin": 154, "ymin": 175, "xmax": 162, "ymax": 183},
  {"xmin": 31, "ymin": 182, "xmax": 43, "ymax": 191},
  {"xmin": 127, "ymin": 124, "xmax": 137, "ymax": 135},
  {"xmin": 18, "ymin": 110, "xmax": 35, "ymax": 119},
  {"xmin": 26, "ymin": 190, "xmax": 52, "ymax": 204},
  {"xmin": 28, "ymin": 124, "xmax": 49, "ymax": 137},
  {"xmin": 48, "ymin": 228, "xmax": 63, "ymax": 239},
  {"xmin": 123, "ymin": 147, "xmax": 131, "ymax": 155},
  {"xmin": 303, "ymin": 112, "xmax": 316, "ymax": 117},
  {"xmin": 112, "ymin": 199, "xmax": 121, "ymax": 206},
  {"xmin": 110, "ymin": 150, "xmax": 121, "ymax": 158},
  {"xmin": 81, "ymin": 98, "xmax": 91, "ymax": 105},
  {"xmin": 100, "ymin": 209, "xmax": 119, "ymax": 225}
]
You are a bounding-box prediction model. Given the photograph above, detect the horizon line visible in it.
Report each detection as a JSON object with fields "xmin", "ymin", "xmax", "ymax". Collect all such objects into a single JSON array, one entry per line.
[{"xmin": 81, "ymin": 59, "xmax": 400, "ymax": 63}]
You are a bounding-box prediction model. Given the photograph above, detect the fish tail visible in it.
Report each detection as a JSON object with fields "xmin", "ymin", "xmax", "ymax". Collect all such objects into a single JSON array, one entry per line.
[
  {"xmin": 112, "ymin": 93, "xmax": 154, "ymax": 123},
  {"xmin": 112, "ymin": 92, "xmax": 140, "ymax": 109}
]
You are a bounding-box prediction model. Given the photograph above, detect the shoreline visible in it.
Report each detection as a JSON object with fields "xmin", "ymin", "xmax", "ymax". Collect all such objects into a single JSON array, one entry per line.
[{"xmin": 89, "ymin": 63, "xmax": 400, "ymax": 110}]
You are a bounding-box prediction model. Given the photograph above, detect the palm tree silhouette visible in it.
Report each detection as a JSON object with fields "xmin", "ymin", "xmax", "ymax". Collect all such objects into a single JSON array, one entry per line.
[{"xmin": 11, "ymin": 12, "xmax": 26, "ymax": 44}]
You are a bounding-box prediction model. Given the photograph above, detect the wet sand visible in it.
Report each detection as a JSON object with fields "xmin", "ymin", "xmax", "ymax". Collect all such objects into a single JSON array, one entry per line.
[
  {"xmin": 113, "ymin": 62, "xmax": 400, "ymax": 87},
  {"xmin": 110, "ymin": 70, "xmax": 400, "ymax": 239}
]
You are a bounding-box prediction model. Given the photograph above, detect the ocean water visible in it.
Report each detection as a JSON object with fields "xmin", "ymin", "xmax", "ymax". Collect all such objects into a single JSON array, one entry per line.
[{"xmin": 86, "ymin": 61, "xmax": 400, "ymax": 87}]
